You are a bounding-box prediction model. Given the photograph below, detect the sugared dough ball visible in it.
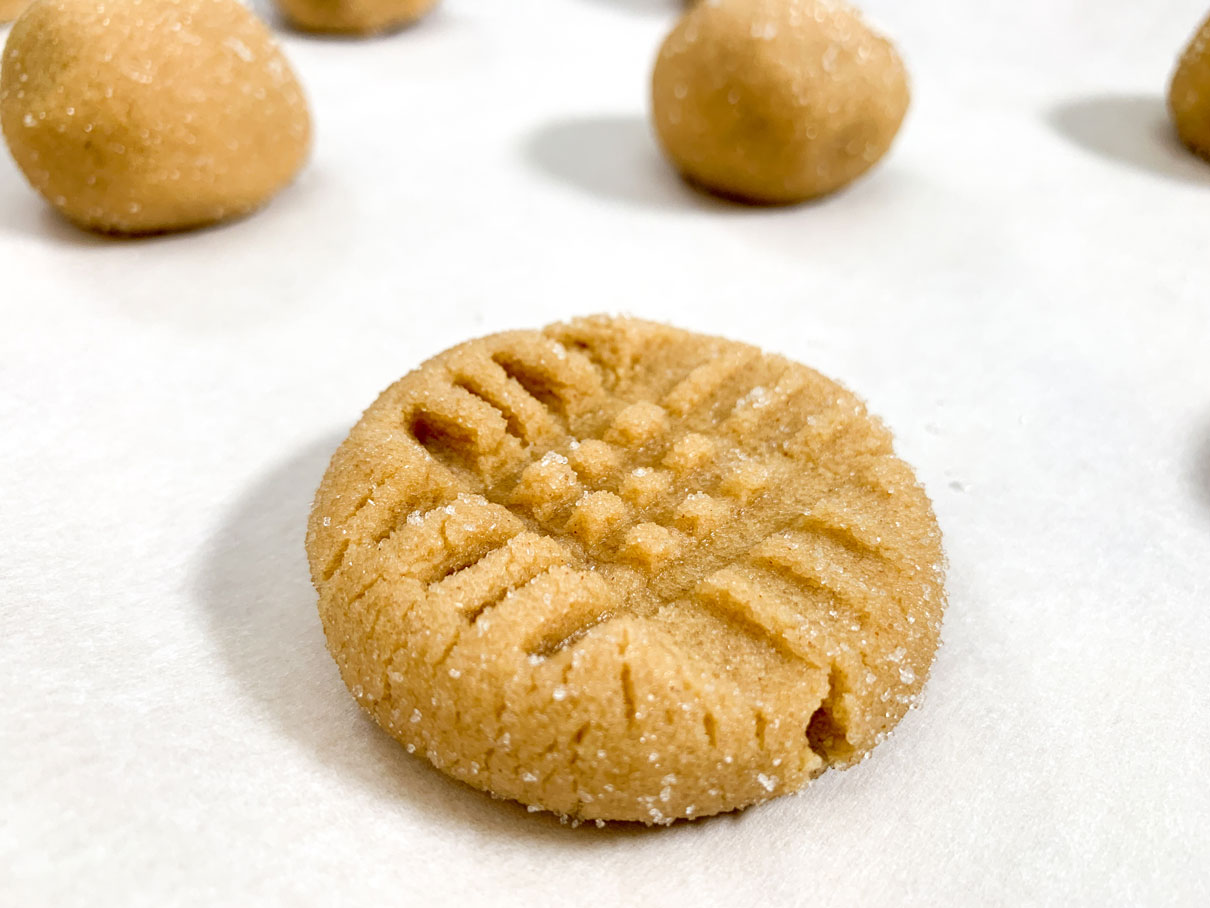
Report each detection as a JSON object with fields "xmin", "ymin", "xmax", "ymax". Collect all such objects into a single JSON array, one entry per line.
[
  {"xmin": 0, "ymin": 0, "xmax": 311, "ymax": 234},
  {"xmin": 1, "ymin": 0, "xmax": 30, "ymax": 24},
  {"xmin": 651, "ymin": 0, "xmax": 909, "ymax": 204},
  {"xmin": 1170, "ymin": 12, "xmax": 1210, "ymax": 161},
  {"xmin": 275, "ymin": 0, "xmax": 438, "ymax": 35}
]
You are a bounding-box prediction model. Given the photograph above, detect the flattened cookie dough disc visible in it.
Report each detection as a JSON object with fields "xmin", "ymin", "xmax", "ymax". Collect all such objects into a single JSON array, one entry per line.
[
  {"xmin": 1170, "ymin": 12, "xmax": 1210, "ymax": 160},
  {"xmin": 0, "ymin": 0, "xmax": 311, "ymax": 234},
  {"xmin": 651, "ymin": 0, "xmax": 910, "ymax": 204},
  {"xmin": 275, "ymin": 0, "xmax": 438, "ymax": 34},
  {"xmin": 307, "ymin": 316, "xmax": 945, "ymax": 824}
]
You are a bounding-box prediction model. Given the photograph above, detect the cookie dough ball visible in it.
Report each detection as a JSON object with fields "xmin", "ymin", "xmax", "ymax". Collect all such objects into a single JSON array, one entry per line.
[
  {"xmin": 1170, "ymin": 12, "xmax": 1210, "ymax": 161},
  {"xmin": 651, "ymin": 0, "xmax": 909, "ymax": 204},
  {"xmin": 1, "ymin": 0, "xmax": 30, "ymax": 24},
  {"xmin": 276, "ymin": 0, "xmax": 438, "ymax": 35},
  {"xmin": 0, "ymin": 0, "xmax": 311, "ymax": 235}
]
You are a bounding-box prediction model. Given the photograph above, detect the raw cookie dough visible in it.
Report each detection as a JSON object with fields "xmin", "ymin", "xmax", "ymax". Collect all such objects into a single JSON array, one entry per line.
[
  {"xmin": 307, "ymin": 316, "xmax": 945, "ymax": 825},
  {"xmin": 1170, "ymin": 11, "xmax": 1210, "ymax": 161},
  {"xmin": 0, "ymin": 0, "xmax": 311, "ymax": 235},
  {"xmin": 651, "ymin": 0, "xmax": 909, "ymax": 204},
  {"xmin": 276, "ymin": 0, "xmax": 438, "ymax": 35}
]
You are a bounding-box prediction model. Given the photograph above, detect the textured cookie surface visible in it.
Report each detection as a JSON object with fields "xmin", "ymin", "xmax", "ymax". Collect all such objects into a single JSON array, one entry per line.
[
  {"xmin": 307, "ymin": 316, "xmax": 944, "ymax": 824},
  {"xmin": 0, "ymin": 0, "xmax": 311, "ymax": 234},
  {"xmin": 1170, "ymin": 12, "xmax": 1210, "ymax": 161},
  {"xmin": 651, "ymin": 0, "xmax": 909, "ymax": 204}
]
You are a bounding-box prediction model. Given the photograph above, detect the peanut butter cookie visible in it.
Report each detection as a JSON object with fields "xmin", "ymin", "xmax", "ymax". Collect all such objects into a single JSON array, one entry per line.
[
  {"xmin": 0, "ymin": 0, "xmax": 311, "ymax": 234},
  {"xmin": 307, "ymin": 316, "xmax": 944, "ymax": 824},
  {"xmin": 1171, "ymin": 11, "xmax": 1210, "ymax": 161},
  {"xmin": 275, "ymin": 0, "xmax": 438, "ymax": 36},
  {"xmin": 651, "ymin": 0, "xmax": 909, "ymax": 204}
]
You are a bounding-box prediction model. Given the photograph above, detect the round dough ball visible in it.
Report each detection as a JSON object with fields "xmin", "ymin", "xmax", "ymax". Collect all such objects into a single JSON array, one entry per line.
[
  {"xmin": 1, "ymin": 0, "xmax": 31, "ymax": 24},
  {"xmin": 1170, "ymin": 12, "xmax": 1210, "ymax": 161},
  {"xmin": 651, "ymin": 0, "xmax": 909, "ymax": 204},
  {"xmin": 276, "ymin": 0, "xmax": 438, "ymax": 35},
  {"xmin": 0, "ymin": 0, "xmax": 311, "ymax": 235}
]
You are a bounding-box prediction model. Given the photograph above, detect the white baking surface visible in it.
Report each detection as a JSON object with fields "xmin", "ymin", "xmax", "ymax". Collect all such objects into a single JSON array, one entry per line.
[{"xmin": 2, "ymin": 0, "xmax": 1209, "ymax": 904}]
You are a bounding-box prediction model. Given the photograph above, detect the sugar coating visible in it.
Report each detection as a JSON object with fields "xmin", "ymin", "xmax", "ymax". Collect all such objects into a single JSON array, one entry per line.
[
  {"xmin": 0, "ymin": 0, "xmax": 311, "ymax": 234},
  {"xmin": 275, "ymin": 0, "xmax": 438, "ymax": 35},
  {"xmin": 651, "ymin": 0, "xmax": 910, "ymax": 204},
  {"xmin": 306, "ymin": 316, "xmax": 945, "ymax": 825},
  {"xmin": 1169, "ymin": 12, "xmax": 1210, "ymax": 161}
]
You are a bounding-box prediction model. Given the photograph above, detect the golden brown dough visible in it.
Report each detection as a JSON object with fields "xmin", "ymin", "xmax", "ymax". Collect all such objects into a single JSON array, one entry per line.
[
  {"xmin": 0, "ymin": 0, "xmax": 311, "ymax": 235},
  {"xmin": 275, "ymin": 0, "xmax": 438, "ymax": 35},
  {"xmin": 1, "ymin": 0, "xmax": 30, "ymax": 24},
  {"xmin": 1170, "ymin": 11, "xmax": 1210, "ymax": 161},
  {"xmin": 307, "ymin": 316, "xmax": 945, "ymax": 824},
  {"xmin": 651, "ymin": 0, "xmax": 909, "ymax": 204}
]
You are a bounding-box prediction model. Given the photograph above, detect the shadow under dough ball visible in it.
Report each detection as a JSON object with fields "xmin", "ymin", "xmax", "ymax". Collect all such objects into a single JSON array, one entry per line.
[
  {"xmin": 275, "ymin": 0, "xmax": 438, "ymax": 35},
  {"xmin": 651, "ymin": 0, "xmax": 909, "ymax": 204},
  {"xmin": 1170, "ymin": 11, "xmax": 1210, "ymax": 161},
  {"xmin": 0, "ymin": 0, "xmax": 311, "ymax": 235}
]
